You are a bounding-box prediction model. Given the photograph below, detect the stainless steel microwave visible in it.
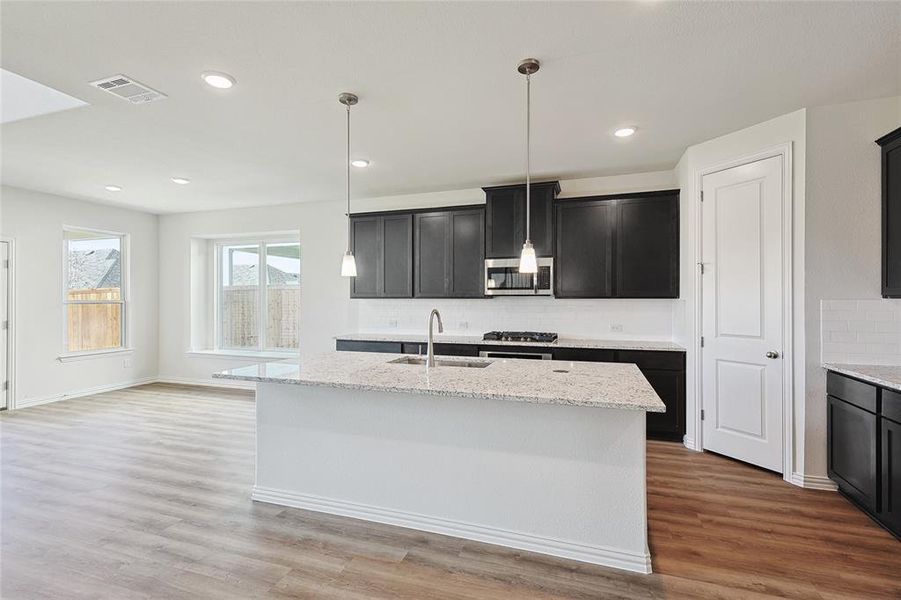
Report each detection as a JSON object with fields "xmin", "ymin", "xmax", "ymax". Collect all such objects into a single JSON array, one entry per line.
[{"xmin": 484, "ymin": 258, "xmax": 553, "ymax": 296}]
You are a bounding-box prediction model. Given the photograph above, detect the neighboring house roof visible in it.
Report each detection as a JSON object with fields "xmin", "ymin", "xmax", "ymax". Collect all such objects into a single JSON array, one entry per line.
[
  {"xmin": 68, "ymin": 249, "xmax": 121, "ymax": 290},
  {"xmin": 231, "ymin": 264, "xmax": 299, "ymax": 286}
]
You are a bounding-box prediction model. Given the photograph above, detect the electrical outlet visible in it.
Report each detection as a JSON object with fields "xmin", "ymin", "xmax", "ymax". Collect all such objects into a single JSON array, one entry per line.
[
  {"xmin": 458, "ymin": 321, "xmax": 469, "ymax": 331},
  {"xmin": 610, "ymin": 324, "xmax": 624, "ymax": 333},
  {"xmin": 387, "ymin": 319, "xmax": 398, "ymax": 328},
  {"xmin": 123, "ymin": 357, "xmax": 133, "ymax": 368}
]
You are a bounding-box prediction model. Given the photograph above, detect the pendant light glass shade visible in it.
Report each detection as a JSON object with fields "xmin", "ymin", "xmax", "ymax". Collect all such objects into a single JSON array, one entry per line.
[
  {"xmin": 518, "ymin": 240, "xmax": 538, "ymax": 274},
  {"xmin": 341, "ymin": 250, "xmax": 357, "ymax": 277}
]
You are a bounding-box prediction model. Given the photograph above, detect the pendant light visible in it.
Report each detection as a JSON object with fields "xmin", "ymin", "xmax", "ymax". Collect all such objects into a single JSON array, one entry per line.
[
  {"xmin": 339, "ymin": 92, "xmax": 359, "ymax": 277},
  {"xmin": 517, "ymin": 58, "xmax": 540, "ymax": 274}
]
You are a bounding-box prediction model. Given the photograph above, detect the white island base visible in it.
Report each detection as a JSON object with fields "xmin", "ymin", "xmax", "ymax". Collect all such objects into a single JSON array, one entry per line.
[{"xmin": 251, "ymin": 380, "xmax": 653, "ymax": 573}]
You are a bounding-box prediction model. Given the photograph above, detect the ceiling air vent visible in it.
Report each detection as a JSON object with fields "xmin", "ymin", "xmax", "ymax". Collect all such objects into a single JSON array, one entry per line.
[{"xmin": 89, "ymin": 74, "xmax": 167, "ymax": 104}]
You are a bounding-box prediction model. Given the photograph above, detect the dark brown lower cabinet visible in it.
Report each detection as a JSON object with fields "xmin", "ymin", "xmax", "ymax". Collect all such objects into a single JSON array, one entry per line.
[
  {"xmin": 882, "ymin": 417, "xmax": 901, "ymax": 533},
  {"xmin": 827, "ymin": 395, "xmax": 878, "ymax": 512},
  {"xmin": 826, "ymin": 370, "xmax": 901, "ymax": 538},
  {"xmin": 335, "ymin": 339, "xmax": 686, "ymax": 442}
]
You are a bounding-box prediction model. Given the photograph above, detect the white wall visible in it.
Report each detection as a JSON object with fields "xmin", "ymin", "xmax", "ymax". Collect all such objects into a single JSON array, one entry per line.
[
  {"xmin": 0, "ymin": 185, "xmax": 159, "ymax": 405},
  {"xmin": 804, "ymin": 96, "xmax": 901, "ymax": 477},
  {"xmin": 157, "ymin": 200, "xmax": 357, "ymax": 385},
  {"xmin": 156, "ymin": 171, "xmax": 679, "ymax": 386},
  {"xmin": 674, "ymin": 110, "xmax": 808, "ymax": 474}
]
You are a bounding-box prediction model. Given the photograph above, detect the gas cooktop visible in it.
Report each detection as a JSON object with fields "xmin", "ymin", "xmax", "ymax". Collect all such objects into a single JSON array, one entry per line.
[{"xmin": 482, "ymin": 331, "xmax": 558, "ymax": 343}]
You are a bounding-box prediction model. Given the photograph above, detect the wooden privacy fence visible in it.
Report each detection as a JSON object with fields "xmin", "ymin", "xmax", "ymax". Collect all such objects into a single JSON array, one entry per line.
[
  {"xmin": 220, "ymin": 285, "xmax": 299, "ymax": 349},
  {"xmin": 66, "ymin": 288, "xmax": 122, "ymax": 352}
]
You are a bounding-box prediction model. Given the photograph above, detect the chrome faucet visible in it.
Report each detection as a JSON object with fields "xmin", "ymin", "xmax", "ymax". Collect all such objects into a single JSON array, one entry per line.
[{"xmin": 427, "ymin": 309, "xmax": 444, "ymax": 367}]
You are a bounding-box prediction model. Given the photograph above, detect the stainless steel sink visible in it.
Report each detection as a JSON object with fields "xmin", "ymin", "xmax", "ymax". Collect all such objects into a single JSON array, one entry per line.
[{"xmin": 388, "ymin": 356, "xmax": 492, "ymax": 368}]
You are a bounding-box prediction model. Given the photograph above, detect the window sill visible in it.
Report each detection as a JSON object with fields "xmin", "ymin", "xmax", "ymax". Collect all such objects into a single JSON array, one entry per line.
[
  {"xmin": 58, "ymin": 348, "xmax": 134, "ymax": 363},
  {"xmin": 186, "ymin": 349, "xmax": 300, "ymax": 361}
]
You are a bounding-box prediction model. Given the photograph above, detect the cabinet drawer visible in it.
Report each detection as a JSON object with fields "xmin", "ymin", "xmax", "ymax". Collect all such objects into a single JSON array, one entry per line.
[
  {"xmin": 883, "ymin": 389, "xmax": 901, "ymax": 424},
  {"xmin": 552, "ymin": 348, "xmax": 616, "ymax": 363},
  {"xmin": 827, "ymin": 372, "xmax": 878, "ymax": 413},
  {"xmin": 336, "ymin": 340, "xmax": 402, "ymax": 354},
  {"xmin": 617, "ymin": 350, "xmax": 685, "ymax": 371}
]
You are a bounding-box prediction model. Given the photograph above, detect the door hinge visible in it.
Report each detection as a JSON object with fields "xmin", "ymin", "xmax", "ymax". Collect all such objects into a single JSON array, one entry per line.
[
  {"xmin": 700, "ymin": 336, "xmax": 705, "ymax": 348},
  {"xmin": 1, "ymin": 320, "xmax": 7, "ymax": 330},
  {"xmin": 2, "ymin": 259, "xmax": 8, "ymax": 269},
  {"xmin": 2, "ymin": 381, "xmax": 7, "ymax": 392},
  {"xmin": 698, "ymin": 262, "xmax": 705, "ymax": 274},
  {"xmin": 701, "ymin": 409, "xmax": 705, "ymax": 421},
  {"xmin": 700, "ymin": 191, "xmax": 704, "ymax": 202}
]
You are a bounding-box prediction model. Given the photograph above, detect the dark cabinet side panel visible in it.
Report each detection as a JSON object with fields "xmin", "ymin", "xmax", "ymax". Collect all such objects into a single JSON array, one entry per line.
[
  {"xmin": 336, "ymin": 340, "xmax": 402, "ymax": 353},
  {"xmin": 555, "ymin": 201, "xmax": 614, "ymax": 298},
  {"xmin": 643, "ymin": 369, "xmax": 686, "ymax": 440},
  {"xmin": 884, "ymin": 140, "xmax": 901, "ymax": 296},
  {"xmin": 615, "ymin": 195, "xmax": 679, "ymax": 298},
  {"xmin": 881, "ymin": 417, "xmax": 901, "ymax": 535},
  {"xmin": 828, "ymin": 396, "xmax": 878, "ymax": 513},
  {"xmin": 350, "ymin": 217, "xmax": 380, "ymax": 298},
  {"xmin": 450, "ymin": 209, "xmax": 485, "ymax": 297},
  {"xmin": 414, "ymin": 212, "xmax": 451, "ymax": 297},
  {"xmin": 381, "ymin": 215, "xmax": 413, "ymax": 298}
]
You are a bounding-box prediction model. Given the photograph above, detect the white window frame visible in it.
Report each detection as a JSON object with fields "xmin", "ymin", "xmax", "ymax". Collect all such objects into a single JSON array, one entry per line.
[
  {"xmin": 60, "ymin": 226, "xmax": 130, "ymax": 360},
  {"xmin": 213, "ymin": 237, "xmax": 300, "ymax": 354}
]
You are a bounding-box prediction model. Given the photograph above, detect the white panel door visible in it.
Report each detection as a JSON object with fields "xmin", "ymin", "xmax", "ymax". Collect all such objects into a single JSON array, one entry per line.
[
  {"xmin": 0, "ymin": 241, "xmax": 8, "ymax": 410},
  {"xmin": 702, "ymin": 156, "xmax": 784, "ymax": 472}
]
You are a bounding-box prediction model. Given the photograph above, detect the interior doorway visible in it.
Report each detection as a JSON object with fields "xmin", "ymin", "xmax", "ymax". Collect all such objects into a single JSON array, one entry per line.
[
  {"xmin": 699, "ymin": 151, "xmax": 791, "ymax": 474},
  {"xmin": 1, "ymin": 239, "xmax": 11, "ymax": 410}
]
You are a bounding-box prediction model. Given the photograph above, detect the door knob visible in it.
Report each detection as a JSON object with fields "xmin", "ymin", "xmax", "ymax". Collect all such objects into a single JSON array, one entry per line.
[{"xmin": 766, "ymin": 351, "xmax": 780, "ymax": 359}]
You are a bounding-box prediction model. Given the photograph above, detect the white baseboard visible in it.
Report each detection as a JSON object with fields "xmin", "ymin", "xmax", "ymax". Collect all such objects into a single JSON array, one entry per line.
[
  {"xmin": 13, "ymin": 376, "xmax": 157, "ymax": 410},
  {"xmin": 789, "ymin": 472, "xmax": 838, "ymax": 491},
  {"xmin": 155, "ymin": 376, "xmax": 255, "ymax": 390},
  {"xmin": 682, "ymin": 435, "xmax": 700, "ymax": 451},
  {"xmin": 252, "ymin": 485, "xmax": 653, "ymax": 574}
]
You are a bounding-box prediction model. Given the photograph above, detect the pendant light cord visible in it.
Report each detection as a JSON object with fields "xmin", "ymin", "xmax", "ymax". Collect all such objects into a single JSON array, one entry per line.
[
  {"xmin": 525, "ymin": 71, "xmax": 531, "ymax": 244},
  {"xmin": 346, "ymin": 103, "xmax": 351, "ymax": 253}
]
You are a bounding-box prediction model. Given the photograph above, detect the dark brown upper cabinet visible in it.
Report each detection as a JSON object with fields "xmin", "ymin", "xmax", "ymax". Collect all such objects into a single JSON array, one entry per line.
[
  {"xmin": 349, "ymin": 213, "xmax": 413, "ymax": 298},
  {"xmin": 414, "ymin": 207, "xmax": 485, "ymax": 298},
  {"xmin": 484, "ymin": 181, "xmax": 559, "ymax": 258},
  {"xmin": 877, "ymin": 126, "xmax": 901, "ymax": 298},
  {"xmin": 555, "ymin": 190, "xmax": 679, "ymax": 299}
]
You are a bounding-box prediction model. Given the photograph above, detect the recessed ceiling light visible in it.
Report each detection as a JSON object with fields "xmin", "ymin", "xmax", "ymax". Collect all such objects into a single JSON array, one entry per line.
[
  {"xmin": 614, "ymin": 127, "xmax": 636, "ymax": 138},
  {"xmin": 201, "ymin": 72, "xmax": 236, "ymax": 89},
  {"xmin": 351, "ymin": 159, "xmax": 370, "ymax": 168},
  {"xmin": 105, "ymin": 184, "xmax": 122, "ymax": 192},
  {"xmin": 171, "ymin": 177, "xmax": 191, "ymax": 185}
]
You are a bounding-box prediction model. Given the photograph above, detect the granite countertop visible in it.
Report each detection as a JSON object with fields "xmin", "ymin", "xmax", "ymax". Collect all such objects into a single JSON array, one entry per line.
[
  {"xmin": 335, "ymin": 333, "xmax": 685, "ymax": 352},
  {"xmin": 214, "ymin": 351, "xmax": 666, "ymax": 412},
  {"xmin": 824, "ymin": 363, "xmax": 901, "ymax": 392}
]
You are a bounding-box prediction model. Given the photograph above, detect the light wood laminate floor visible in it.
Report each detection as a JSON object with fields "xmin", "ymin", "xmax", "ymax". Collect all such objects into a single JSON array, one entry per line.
[{"xmin": 1, "ymin": 383, "xmax": 898, "ymax": 599}]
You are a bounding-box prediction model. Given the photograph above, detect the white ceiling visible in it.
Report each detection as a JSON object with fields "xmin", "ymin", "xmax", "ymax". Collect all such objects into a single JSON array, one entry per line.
[{"xmin": 1, "ymin": 2, "xmax": 899, "ymax": 214}]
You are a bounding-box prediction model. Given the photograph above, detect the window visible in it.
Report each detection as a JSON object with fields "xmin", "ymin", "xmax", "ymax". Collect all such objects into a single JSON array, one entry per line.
[
  {"xmin": 217, "ymin": 240, "xmax": 300, "ymax": 352},
  {"xmin": 63, "ymin": 228, "xmax": 126, "ymax": 353}
]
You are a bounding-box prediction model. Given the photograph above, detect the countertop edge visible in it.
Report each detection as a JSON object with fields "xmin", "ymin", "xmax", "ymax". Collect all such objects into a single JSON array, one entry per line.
[
  {"xmin": 212, "ymin": 367, "xmax": 666, "ymax": 413},
  {"xmin": 823, "ymin": 363, "xmax": 901, "ymax": 393}
]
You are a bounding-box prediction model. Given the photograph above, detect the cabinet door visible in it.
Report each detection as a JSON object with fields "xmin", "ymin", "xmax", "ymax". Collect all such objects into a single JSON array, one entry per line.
[
  {"xmin": 449, "ymin": 209, "xmax": 485, "ymax": 297},
  {"xmin": 350, "ymin": 216, "xmax": 380, "ymax": 298},
  {"xmin": 882, "ymin": 131, "xmax": 901, "ymax": 297},
  {"xmin": 529, "ymin": 183, "xmax": 556, "ymax": 257},
  {"xmin": 485, "ymin": 187, "xmax": 522, "ymax": 258},
  {"xmin": 555, "ymin": 200, "xmax": 614, "ymax": 298},
  {"xmin": 881, "ymin": 417, "xmax": 901, "ymax": 534},
  {"xmin": 336, "ymin": 340, "xmax": 402, "ymax": 353},
  {"xmin": 381, "ymin": 214, "xmax": 413, "ymax": 298},
  {"xmin": 616, "ymin": 195, "xmax": 679, "ymax": 298},
  {"xmin": 414, "ymin": 212, "xmax": 450, "ymax": 297},
  {"xmin": 828, "ymin": 396, "xmax": 878, "ymax": 512},
  {"xmin": 643, "ymin": 369, "xmax": 685, "ymax": 440}
]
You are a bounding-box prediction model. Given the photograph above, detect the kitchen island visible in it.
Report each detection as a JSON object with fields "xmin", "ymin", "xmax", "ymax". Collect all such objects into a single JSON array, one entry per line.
[{"xmin": 215, "ymin": 351, "xmax": 665, "ymax": 573}]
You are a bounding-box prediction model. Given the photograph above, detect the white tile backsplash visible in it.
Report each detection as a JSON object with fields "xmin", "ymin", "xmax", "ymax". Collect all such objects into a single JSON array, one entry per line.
[
  {"xmin": 354, "ymin": 297, "xmax": 675, "ymax": 340},
  {"xmin": 821, "ymin": 299, "xmax": 901, "ymax": 365}
]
